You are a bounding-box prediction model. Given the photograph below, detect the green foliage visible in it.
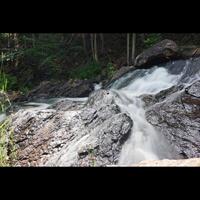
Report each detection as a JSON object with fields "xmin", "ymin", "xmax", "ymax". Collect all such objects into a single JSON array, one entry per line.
[
  {"xmin": 0, "ymin": 91, "xmax": 11, "ymax": 113},
  {"xmin": 144, "ymin": 33, "xmax": 162, "ymax": 48},
  {"xmin": 105, "ymin": 62, "xmax": 117, "ymax": 79},
  {"xmin": 0, "ymin": 70, "xmax": 7, "ymax": 92},
  {"xmin": 69, "ymin": 61, "xmax": 101, "ymax": 80},
  {"xmin": 0, "ymin": 118, "xmax": 16, "ymax": 166},
  {"xmin": 0, "ymin": 71, "xmax": 11, "ymax": 113},
  {"xmin": 0, "ymin": 72, "xmax": 17, "ymax": 91},
  {"xmin": 19, "ymin": 86, "xmax": 30, "ymax": 95}
]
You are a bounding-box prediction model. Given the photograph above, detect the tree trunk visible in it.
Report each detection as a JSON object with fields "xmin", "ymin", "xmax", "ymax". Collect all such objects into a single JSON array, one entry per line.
[
  {"xmin": 131, "ymin": 33, "xmax": 136, "ymax": 64},
  {"xmin": 127, "ymin": 33, "xmax": 130, "ymax": 66},
  {"xmin": 100, "ymin": 33, "xmax": 104, "ymax": 54},
  {"xmin": 82, "ymin": 33, "xmax": 87, "ymax": 54},
  {"xmin": 94, "ymin": 33, "xmax": 98, "ymax": 62},
  {"xmin": 7, "ymin": 33, "xmax": 10, "ymax": 48},
  {"xmin": 32, "ymin": 33, "xmax": 35, "ymax": 47},
  {"xmin": 13, "ymin": 33, "xmax": 19, "ymax": 67},
  {"xmin": 90, "ymin": 34, "xmax": 94, "ymax": 60}
]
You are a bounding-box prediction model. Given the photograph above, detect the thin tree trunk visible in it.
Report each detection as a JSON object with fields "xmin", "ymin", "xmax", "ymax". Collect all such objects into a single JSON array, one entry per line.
[
  {"xmin": 7, "ymin": 33, "xmax": 10, "ymax": 48},
  {"xmin": 127, "ymin": 33, "xmax": 130, "ymax": 66},
  {"xmin": 82, "ymin": 33, "xmax": 87, "ymax": 54},
  {"xmin": 13, "ymin": 33, "xmax": 19, "ymax": 67},
  {"xmin": 90, "ymin": 34, "xmax": 94, "ymax": 61},
  {"xmin": 13, "ymin": 33, "xmax": 19, "ymax": 50},
  {"xmin": 32, "ymin": 33, "xmax": 35, "ymax": 47},
  {"xmin": 94, "ymin": 33, "xmax": 98, "ymax": 62},
  {"xmin": 7, "ymin": 33, "xmax": 11, "ymax": 66},
  {"xmin": 100, "ymin": 33, "xmax": 104, "ymax": 53},
  {"xmin": 131, "ymin": 33, "xmax": 136, "ymax": 64}
]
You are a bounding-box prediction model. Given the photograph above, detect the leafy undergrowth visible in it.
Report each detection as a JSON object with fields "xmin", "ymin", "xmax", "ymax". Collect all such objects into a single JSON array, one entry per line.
[
  {"xmin": 68, "ymin": 61, "xmax": 117, "ymax": 81},
  {"xmin": 0, "ymin": 68, "xmax": 16, "ymax": 166},
  {"xmin": 0, "ymin": 118, "xmax": 16, "ymax": 166},
  {"xmin": 144, "ymin": 33, "xmax": 162, "ymax": 48},
  {"xmin": 69, "ymin": 61, "xmax": 101, "ymax": 80}
]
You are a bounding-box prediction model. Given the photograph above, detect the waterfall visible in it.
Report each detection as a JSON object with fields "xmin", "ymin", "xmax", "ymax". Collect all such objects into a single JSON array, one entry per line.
[{"xmin": 109, "ymin": 59, "xmax": 200, "ymax": 165}]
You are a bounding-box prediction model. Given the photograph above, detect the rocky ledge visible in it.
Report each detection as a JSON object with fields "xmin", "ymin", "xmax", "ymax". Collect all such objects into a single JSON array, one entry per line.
[
  {"xmin": 145, "ymin": 80, "xmax": 200, "ymax": 159},
  {"xmin": 14, "ymin": 79, "xmax": 94, "ymax": 102},
  {"xmin": 9, "ymin": 90, "xmax": 133, "ymax": 166}
]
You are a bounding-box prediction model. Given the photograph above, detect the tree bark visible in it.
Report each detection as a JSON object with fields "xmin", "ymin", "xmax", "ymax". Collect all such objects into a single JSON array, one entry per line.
[
  {"xmin": 82, "ymin": 33, "xmax": 87, "ymax": 54},
  {"xmin": 32, "ymin": 33, "xmax": 35, "ymax": 47},
  {"xmin": 13, "ymin": 33, "xmax": 19, "ymax": 67},
  {"xmin": 100, "ymin": 33, "xmax": 104, "ymax": 54},
  {"xmin": 131, "ymin": 33, "xmax": 136, "ymax": 64},
  {"xmin": 90, "ymin": 34, "xmax": 94, "ymax": 60},
  {"xmin": 127, "ymin": 33, "xmax": 130, "ymax": 66},
  {"xmin": 7, "ymin": 33, "xmax": 10, "ymax": 48},
  {"xmin": 94, "ymin": 33, "xmax": 98, "ymax": 62}
]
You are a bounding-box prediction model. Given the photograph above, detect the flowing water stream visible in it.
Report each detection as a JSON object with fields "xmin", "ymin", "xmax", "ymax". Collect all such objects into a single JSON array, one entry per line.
[
  {"xmin": 109, "ymin": 58, "xmax": 200, "ymax": 165},
  {"xmin": 1, "ymin": 58, "xmax": 200, "ymax": 165}
]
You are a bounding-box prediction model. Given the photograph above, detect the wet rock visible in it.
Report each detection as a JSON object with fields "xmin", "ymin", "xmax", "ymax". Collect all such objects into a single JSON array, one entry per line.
[
  {"xmin": 10, "ymin": 89, "xmax": 133, "ymax": 166},
  {"xmin": 48, "ymin": 99, "xmax": 85, "ymax": 111},
  {"xmin": 146, "ymin": 80, "xmax": 200, "ymax": 158},
  {"xmin": 75, "ymin": 113, "xmax": 132, "ymax": 166},
  {"xmin": 141, "ymin": 85, "xmax": 184, "ymax": 108},
  {"xmin": 85, "ymin": 89, "xmax": 116, "ymax": 108},
  {"xmin": 185, "ymin": 81, "xmax": 200, "ymax": 98}
]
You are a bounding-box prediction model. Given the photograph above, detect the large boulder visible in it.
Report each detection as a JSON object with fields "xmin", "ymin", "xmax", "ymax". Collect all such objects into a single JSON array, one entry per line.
[
  {"xmin": 9, "ymin": 90, "xmax": 133, "ymax": 166},
  {"xmin": 145, "ymin": 80, "xmax": 200, "ymax": 158},
  {"xmin": 135, "ymin": 39, "xmax": 179, "ymax": 68}
]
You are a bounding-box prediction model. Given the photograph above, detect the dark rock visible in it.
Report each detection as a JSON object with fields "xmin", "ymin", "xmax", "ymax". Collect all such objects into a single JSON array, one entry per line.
[
  {"xmin": 26, "ymin": 80, "xmax": 94, "ymax": 101},
  {"xmin": 145, "ymin": 80, "xmax": 200, "ymax": 158},
  {"xmin": 135, "ymin": 39, "xmax": 179, "ymax": 68},
  {"xmin": 178, "ymin": 46, "xmax": 200, "ymax": 59}
]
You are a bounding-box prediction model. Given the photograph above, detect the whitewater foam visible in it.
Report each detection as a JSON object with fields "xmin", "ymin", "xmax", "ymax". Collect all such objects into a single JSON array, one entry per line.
[{"xmin": 110, "ymin": 62, "xmax": 197, "ymax": 165}]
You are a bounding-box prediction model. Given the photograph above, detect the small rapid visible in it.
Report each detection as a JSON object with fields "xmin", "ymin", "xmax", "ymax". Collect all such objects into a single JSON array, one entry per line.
[{"xmin": 109, "ymin": 58, "xmax": 200, "ymax": 165}]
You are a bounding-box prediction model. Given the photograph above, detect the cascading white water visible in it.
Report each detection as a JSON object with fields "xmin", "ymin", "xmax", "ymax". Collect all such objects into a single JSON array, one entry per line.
[{"xmin": 110, "ymin": 62, "xmax": 196, "ymax": 165}]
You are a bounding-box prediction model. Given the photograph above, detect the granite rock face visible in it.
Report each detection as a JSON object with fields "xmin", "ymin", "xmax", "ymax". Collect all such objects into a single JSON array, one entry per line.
[
  {"xmin": 146, "ymin": 80, "xmax": 200, "ymax": 158},
  {"xmin": 10, "ymin": 90, "xmax": 133, "ymax": 166}
]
